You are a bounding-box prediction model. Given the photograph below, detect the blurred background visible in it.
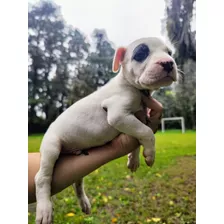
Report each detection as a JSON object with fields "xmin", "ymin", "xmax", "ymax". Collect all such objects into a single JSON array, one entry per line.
[
  {"xmin": 28, "ymin": 0, "xmax": 196, "ymax": 223},
  {"xmin": 28, "ymin": 0, "xmax": 196, "ymax": 134}
]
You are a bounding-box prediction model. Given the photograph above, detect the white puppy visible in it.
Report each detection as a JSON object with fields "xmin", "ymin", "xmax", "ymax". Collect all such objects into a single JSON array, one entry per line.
[{"xmin": 35, "ymin": 37, "xmax": 177, "ymax": 224}]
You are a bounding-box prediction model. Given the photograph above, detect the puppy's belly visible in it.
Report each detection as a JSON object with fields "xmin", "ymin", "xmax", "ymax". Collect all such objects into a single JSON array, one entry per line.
[
  {"xmin": 52, "ymin": 107, "xmax": 120, "ymax": 152},
  {"xmin": 60, "ymin": 124, "xmax": 120, "ymax": 153}
]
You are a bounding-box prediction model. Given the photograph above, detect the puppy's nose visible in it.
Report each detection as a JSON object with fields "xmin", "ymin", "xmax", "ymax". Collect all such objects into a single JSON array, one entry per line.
[{"xmin": 160, "ymin": 61, "xmax": 173, "ymax": 73}]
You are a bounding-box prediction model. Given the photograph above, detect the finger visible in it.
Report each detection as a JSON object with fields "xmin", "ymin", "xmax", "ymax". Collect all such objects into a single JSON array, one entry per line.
[
  {"xmin": 147, "ymin": 108, "xmax": 162, "ymax": 119},
  {"xmin": 134, "ymin": 110, "xmax": 147, "ymax": 124},
  {"xmin": 150, "ymin": 111, "xmax": 162, "ymax": 119},
  {"xmin": 142, "ymin": 95, "xmax": 163, "ymax": 113}
]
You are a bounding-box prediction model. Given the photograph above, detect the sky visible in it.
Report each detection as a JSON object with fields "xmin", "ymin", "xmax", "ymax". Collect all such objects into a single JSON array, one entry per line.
[{"xmin": 29, "ymin": 0, "xmax": 166, "ymax": 47}]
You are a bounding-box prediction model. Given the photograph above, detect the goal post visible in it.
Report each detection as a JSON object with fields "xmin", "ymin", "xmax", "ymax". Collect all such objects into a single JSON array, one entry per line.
[{"xmin": 161, "ymin": 117, "xmax": 185, "ymax": 133}]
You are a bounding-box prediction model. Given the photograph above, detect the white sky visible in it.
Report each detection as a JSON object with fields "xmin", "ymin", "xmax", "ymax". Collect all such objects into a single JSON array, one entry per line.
[{"xmin": 29, "ymin": 0, "xmax": 166, "ymax": 47}]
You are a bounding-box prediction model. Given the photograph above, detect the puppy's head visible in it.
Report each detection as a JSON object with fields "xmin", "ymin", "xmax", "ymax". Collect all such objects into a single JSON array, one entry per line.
[{"xmin": 113, "ymin": 37, "xmax": 177, "ymax": 90}]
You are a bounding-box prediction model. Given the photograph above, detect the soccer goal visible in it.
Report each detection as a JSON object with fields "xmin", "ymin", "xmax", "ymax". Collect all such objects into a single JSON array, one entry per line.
[{"xmin": 161, "ymin": 117, "xmax": 185, "ymax": 133}]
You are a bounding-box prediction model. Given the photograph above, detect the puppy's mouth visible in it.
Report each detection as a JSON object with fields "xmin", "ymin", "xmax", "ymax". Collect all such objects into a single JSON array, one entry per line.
[
  {"xmin": 156, "ymin": 71, "xmax": 177, "ymax": 82},
  {"xmin": 141, "ymin": 74, "xmax": 174, "ymax": 88},
  {"xmin": 161, "ymin": 74, "xmax": 176, "ymax": 82}
]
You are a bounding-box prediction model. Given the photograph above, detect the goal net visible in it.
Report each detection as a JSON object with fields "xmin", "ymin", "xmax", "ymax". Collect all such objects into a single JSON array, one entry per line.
[{"xmin": 161, "ymin": 117, "xmax": 185, "ymax": 133}]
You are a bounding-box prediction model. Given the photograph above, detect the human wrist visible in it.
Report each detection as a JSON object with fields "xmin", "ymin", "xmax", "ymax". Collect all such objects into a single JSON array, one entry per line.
[{"xmin": 107, "ymin": 134, "xmax": 139, "ymax": 159}]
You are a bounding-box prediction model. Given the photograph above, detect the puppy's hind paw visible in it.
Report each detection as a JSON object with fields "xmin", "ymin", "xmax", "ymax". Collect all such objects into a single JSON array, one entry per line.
[
  {"xmin": 36, "ymin": 200, "xmax": 53, "ymax": 224},
  {"xmin": 127, "ymin": 158, "xmax": 140, "ymax": 172},
  {"xmin": 145, "ymin": 155, "xmax": 155, "ymax": 167},
  {"xmin": 143, "ymin": 148, "xmax": 155, "ymax": 167},
  {"xmin": 80, "ymin": 196, "xmax": 91, "ymax": 214}
]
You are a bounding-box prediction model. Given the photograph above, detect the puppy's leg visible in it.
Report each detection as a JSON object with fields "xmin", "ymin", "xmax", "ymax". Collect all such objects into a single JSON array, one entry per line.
[
  {"xmin": 72, "ymin": 179, "xmax": 91, "ymax": 214},
  {"xmin": 35, "ymin": 135, "xmax": 61, "ymax": 224},
  {"xmin": 127, "ymin": 147, "xmax": 140, "ymax": 172},
  {"xmin": 104, "ymin": 105, "xmax": 155, "ymax": 166}
]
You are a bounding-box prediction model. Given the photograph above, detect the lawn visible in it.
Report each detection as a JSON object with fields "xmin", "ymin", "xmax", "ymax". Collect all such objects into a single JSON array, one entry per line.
[{"xmin": 28, "ymin": 130, "xmax": 196, "ymax": 224}]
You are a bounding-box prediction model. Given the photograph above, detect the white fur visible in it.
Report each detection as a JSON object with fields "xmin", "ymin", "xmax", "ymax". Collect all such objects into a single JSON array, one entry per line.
[{"xmin": 34, "ymin": 37, "xmax": 177, "ymax": 224}]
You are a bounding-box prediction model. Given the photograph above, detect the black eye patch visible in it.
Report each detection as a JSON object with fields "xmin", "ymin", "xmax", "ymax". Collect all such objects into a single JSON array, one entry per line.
[{"xmin": 132, "ymin": 44, "xmax": 150, "ymax": 63}]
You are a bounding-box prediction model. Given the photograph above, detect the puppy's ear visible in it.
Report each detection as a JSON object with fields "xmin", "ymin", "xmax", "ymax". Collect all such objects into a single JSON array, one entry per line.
[{"xmin": 112, "ymin": 47, "xmax": 126, "ymax": 73}]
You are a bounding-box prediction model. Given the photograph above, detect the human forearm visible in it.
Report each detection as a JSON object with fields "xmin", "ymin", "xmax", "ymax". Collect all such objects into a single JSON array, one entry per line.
[{"xmin": 28, "ymin": 134, "xmax": 139, "ymax": 204}]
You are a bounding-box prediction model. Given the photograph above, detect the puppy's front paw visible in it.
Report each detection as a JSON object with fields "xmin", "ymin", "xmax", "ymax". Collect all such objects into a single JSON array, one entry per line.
[
  {"xmin": 36, "ymin": 200, "xmax": 53, "ymax": 224},
  {"xmin": 80, "ymin": 196, "xmax": 91, "ymax": 214},
  {"xmin": 127, "ymin": 157, "xmax": 140, "ymax": 172}
]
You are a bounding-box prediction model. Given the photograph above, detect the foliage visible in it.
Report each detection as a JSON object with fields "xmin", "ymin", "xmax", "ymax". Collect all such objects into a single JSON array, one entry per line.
[
  {"xmin": 70, "ymin": 29, "xmax": 115, "ymax": 101},
  {"xmin": 155, "ymin": 0, "xmax": 196, "ymax": 129},
  {"xmin": 28, "ymin": 131, "xmax": 196, "ymax": 224},
  {"xmin": 28, "ymin": 0, "xmax": 196, "ymax": 133},
  {"xmin": 28, "ymin": 1, "xmax": 115, "ymax": 134}
]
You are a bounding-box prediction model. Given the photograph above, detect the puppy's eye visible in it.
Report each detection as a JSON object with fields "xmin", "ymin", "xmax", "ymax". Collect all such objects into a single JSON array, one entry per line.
[
  {"xmin": 132, "ymin": 44, "xmax": 149, "ymax": 62},
  {"xmin": 168, "ymin": 50, "xmax": 172, "ymax": 56}
]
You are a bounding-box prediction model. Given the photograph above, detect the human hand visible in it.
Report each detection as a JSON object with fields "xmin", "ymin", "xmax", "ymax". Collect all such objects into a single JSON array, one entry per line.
[{"xmin": 141, "ymin": 95, "xmax": 163, "ymax": 133}]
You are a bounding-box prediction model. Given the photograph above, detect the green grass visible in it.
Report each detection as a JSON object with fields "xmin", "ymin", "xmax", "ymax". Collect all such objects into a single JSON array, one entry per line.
[{"xmin": 28, "ymin": 130, "xmax": 196, "ymax": 224}]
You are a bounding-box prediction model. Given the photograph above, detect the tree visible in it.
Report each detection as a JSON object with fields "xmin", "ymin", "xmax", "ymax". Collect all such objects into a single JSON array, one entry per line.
[
  {"xmin": 70, "ymin": 29, "xmax": 115, "ymax": 101},
  {"xmin": 28, "ymin": 1, "xmax": 89, "ymax": 133},
  {"xmin": 28, "ymin": 2, "xmax": 116, "ymax": 134},
  {"xmin": 164, "ymin": 0, "xmax": 196, "ymax": 65},
  {"xmin": 155, "ymin": 0, "xmax": 196, "ymax": 129}
]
